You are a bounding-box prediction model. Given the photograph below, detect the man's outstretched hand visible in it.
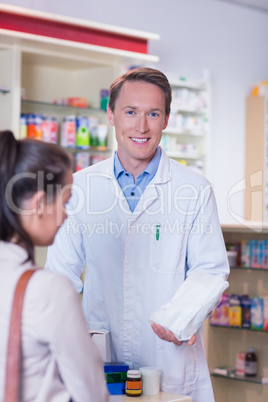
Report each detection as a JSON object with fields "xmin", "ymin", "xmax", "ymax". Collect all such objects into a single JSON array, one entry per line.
[{"xmin": 151, "ymin": 323, "xmax": 196, "ymax": 346}]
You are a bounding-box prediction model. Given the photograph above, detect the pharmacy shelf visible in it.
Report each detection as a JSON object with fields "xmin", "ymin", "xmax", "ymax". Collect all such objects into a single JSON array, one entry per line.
[
  {"xmin": 171, "ymin": 107, "xmax": 208, "ymax": 115},
  {"xmin": 211, "ymin": 370, "xmax": 265, "ymax": 385},
  {"xmin": 210, "ymin": 324, "xmax": 268, "ymax": 333},
  {"xmin": 221, "ymin": 222, "xmax": 268, "ymax": 234},
  {"xmin": 163, "ymin": 127, "xmax": 205, "ymax": 137},
  {"xmin": 230, "ymin": 266, "xmax": 268, "ymax": 272},
  {"xmin": 168, "ymin": 79, "xmax": 207, "ymax": 91},
  {"xmin": 21, "ymin": 99, "xmax": 107, "ymax": 114},
  {"xmin": 63, "ymin": 147, "xmax": 110, "ymax": 154},
  {"xmin": 161, "ymin": 78, "xmax": 211, "ymax": 176},
  {"xmin": 207, "ymin": 223, "xmax": 268, "ymax": 402},
  {"xmin": 166, "ymin": 151, "xmax": 202, "ymax": 160}
]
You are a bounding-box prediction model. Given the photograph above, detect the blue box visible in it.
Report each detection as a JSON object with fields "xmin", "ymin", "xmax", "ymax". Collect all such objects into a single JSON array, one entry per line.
[
  {"xmin": 250, "ymin": 297, "xmax": 263, "ymax": 330},
  {"xmin": 104, "ymin": 362, "xmax": 129, "ymax": 373},
  {"xmin": 107, "ymin": 382, "xmax": 126, "ymax": 395}
]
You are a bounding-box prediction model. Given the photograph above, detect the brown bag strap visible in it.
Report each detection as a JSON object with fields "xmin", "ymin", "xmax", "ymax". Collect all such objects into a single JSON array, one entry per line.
[{"xmin": 4, "ymin": 269, "xmax": 37, "ymax": 402}]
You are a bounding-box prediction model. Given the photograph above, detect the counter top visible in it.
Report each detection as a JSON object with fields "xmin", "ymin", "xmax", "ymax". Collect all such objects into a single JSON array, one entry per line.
[{"xmin": 110, "ymin": 392, "xmax": 192, "ymax": 401}]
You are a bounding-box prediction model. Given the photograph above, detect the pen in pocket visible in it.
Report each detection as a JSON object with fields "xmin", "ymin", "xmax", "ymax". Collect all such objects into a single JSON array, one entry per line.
[{"xmin": 156, "ymin": 223, "xmax": 161, "ymax": 241}]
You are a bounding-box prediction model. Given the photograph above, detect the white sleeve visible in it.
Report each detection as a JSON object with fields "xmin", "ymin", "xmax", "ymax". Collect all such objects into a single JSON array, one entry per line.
[
  {"xmin": 29, "ymin": 273, "xmax": 109, "ymax": 402},
  {"xmin": 185, "ymin": 183, "xmax": 230, "ymax": 280},
  {"xmin": 45, "ymin": 212, "xmax": 86, "ymax": 293}
]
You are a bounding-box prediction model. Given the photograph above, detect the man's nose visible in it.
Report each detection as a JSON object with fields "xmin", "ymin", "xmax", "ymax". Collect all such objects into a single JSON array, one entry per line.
[{"xmin": 136, "ymin": 115, "xmax": 149, "ymax": 134}]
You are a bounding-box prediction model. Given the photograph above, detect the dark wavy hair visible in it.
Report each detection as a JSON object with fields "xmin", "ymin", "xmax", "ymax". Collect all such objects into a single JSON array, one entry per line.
[
  {"xmin": 108, "ymin": 67, "xmax": 172, "ymax": 117},
  {"xmin": 0, "ymin": 130, "xmax": 72, "ymax": 263}
]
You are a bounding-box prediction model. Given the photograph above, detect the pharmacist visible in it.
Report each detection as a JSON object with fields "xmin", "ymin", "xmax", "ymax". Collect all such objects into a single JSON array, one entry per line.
[{"xmin": 45, "ymin": 67, "xmax": 229, "ymax": 401}]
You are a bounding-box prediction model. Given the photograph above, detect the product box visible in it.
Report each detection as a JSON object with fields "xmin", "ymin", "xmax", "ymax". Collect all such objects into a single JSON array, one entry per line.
[
  {"xmin": 241, "ymin": 240, "xmax": 251, "ymax": 268},
  {"xmin": 89, "ymin": 329, "xmax": 111, "ymax": 362},
  {"xmin": 27, "ymin": 113, "xmax": 43, "ymax": 140},
  {"xmin": 42, "ymin": 116, "xmax": 58, "ymax": 144},
  {"xmin": 241, "ymin": 295, "xmax": 251, "ymax": 329},
  {"xmin": 106, "ymin": 382, "xmax": 125, "ymax": 395},
  {"xmin": 76, "ymin": 116, "xmax": 90, "ymax": 149},
  {"xmin": 97, "ymin": 124, "xmax": 108, "ymax": 150},
  {"xmin": 261, "ymin": 240, "xmax": 268, "ymax": 269},
  {"xmin": 68, "ymin": 97, "xmax": 87, "ymax": 108},
  {"xmin": 250, "ymin": 297, "xmax": 264, "ymax": 330},
  {"xmin": 229, "ymin": 294, "xmax": 242, "ymax": 327},
  {"xmin": 210, "ymin": 294, "xmax": 229, "ymax": 326},
  {"xmin": 251, "ymin": 240, "xmax": 262, "ymax": 268},
  {"xmin": 89, "ymin": 117, "xmax": 99, "ymax": 148},
  {"xmin": 235, "ymin": 352, "xmax": 246, "ymax": 376},
  {"xmin": 90, "ymin": 155, "xmax": 106, "ymax": 165},
  {"xmin": 104, "ymin": 362, "xmax": 129, "ymax": 373},
  {"xmin": 75, "ymin": 152, "xmax": 90, "ymax": 172},
  {"xmin": 263, "ymin": 296, "xmax": 268, "ymax": 331},
  {"xmin": 60, "ymin": 115, "xmax": 76, "ymax": 148}
]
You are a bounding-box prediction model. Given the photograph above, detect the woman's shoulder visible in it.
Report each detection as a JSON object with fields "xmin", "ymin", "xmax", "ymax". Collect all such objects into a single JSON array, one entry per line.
[{"xmin": 27, "ymin": 268, "xmax": 78, "ymax": 304}]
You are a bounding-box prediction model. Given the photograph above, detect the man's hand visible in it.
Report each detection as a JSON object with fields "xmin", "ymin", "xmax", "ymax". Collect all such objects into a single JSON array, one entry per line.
[{"xmin": 151, "ymin": 323, "xmax": 196, "ymax": 346}]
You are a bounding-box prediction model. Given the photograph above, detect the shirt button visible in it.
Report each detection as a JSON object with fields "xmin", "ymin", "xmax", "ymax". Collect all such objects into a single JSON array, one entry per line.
[
  {"xmin": 131, "ymin": 192, "xmax": 135, "ymax": 196},
  {"xmin": 125, "ymin": 173, "xmax": 129, "ymax": 176}
]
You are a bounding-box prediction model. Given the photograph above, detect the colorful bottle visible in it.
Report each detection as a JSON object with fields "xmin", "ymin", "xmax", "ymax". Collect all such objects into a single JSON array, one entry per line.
[{"xmin": 126, "ymin": 370, "xmax": 142, "ymax": 397}]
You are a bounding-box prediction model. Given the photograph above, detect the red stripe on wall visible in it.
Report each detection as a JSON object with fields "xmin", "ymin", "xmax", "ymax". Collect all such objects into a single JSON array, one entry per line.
[{"xmin": 0, "ymin": 11, "xmax": 148, "ymax": 54}]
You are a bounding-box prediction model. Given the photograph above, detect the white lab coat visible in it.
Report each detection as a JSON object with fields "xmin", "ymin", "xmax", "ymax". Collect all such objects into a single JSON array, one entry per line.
[
  {"xmin": 0, "ymin": 242, "xmax": 109, "ymax": 402},
  {"xmin": 46, "ymin": 149, "xmax": 229, "ymax": 401}
]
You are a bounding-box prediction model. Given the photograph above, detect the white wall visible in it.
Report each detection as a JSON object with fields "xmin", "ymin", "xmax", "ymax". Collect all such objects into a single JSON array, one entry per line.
[{"xmin": 2, "ymin": 0, "xmax": 268, "ymax": 222}]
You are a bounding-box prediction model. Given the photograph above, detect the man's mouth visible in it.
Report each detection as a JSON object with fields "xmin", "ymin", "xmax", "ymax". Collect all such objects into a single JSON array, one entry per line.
[{"xmin": 130, "ymin": 137, "xmax": 149, "ymax": 144}]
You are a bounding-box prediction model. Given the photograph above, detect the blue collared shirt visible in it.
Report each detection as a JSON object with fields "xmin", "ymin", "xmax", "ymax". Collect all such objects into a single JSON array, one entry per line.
[{"xmin": 114, "ymin": 147, "xmax": 161, "ymax": 212}]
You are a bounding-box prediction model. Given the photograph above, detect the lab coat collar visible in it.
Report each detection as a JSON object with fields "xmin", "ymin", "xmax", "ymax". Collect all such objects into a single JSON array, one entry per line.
[
  {"xmin": 151, "ymin": 147, "xmax": 171, "ymax": 184},
  {"xmin": 103, "ymin": 147, "xmax": 171, "ymax": 218},
  {"xmin": 105, "ymin": 147, "xmax": 171, "ymax": 185}
]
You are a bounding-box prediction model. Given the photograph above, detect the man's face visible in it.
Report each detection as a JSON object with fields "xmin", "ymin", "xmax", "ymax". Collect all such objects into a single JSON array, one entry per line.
[{"xmin": 108, "ymin": 81, "xmax": 169, "ymax": 167}]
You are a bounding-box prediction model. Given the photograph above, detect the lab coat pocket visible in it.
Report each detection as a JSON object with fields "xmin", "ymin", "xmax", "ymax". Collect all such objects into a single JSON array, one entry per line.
[
  {"xmin": 156, "ymin": 336, "xmax": 198, "ymax": 390},
  {"xmin": 149, "ymin": 224, "xmax": 186, "ymax": 274}
]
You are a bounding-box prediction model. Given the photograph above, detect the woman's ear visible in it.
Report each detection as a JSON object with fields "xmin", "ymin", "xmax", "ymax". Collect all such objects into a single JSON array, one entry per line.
[
  {"xmin": 33, "ymin": 191, "xmax": 46, "ymax": 218},
  {"xmin": 19, "ymin": 191, "xmax": 47, "ymax": 238}
]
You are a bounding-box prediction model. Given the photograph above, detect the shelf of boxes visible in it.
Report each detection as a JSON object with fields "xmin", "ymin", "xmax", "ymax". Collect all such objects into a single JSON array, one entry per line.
[
  {"xmin": 205, "ymin": 223, "xmax": 268, "ymax": 402},
  {"xmin": 160, "ymin": 78, "xmax": 211, "ymax": 175}
]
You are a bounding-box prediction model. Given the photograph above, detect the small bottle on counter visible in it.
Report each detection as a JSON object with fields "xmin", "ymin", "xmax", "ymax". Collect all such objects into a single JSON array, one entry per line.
[
  {"xmin": 126, "ymin": 370, "xmax": 142, "ymax": 397},
  {"xmin": 245, "ymin": 347, "xmax": 257, "ymax": 377}
]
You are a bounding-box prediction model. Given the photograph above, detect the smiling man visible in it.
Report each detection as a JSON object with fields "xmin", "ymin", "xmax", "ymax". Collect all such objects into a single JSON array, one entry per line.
[{"xmin": 46, "ymin": 67, "xmax": 229, "ymax": 401}]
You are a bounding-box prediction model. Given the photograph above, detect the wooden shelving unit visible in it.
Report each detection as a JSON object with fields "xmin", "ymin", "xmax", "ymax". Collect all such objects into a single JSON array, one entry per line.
[{"xmin": 206, "ymin": 223, "xmax": 268, "ymax": 402}]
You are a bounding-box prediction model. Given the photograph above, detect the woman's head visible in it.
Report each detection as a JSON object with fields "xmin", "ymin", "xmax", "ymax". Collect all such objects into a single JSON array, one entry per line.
[{"xmin": 0, "ymin": 130, "xmax": 73, "ymax": 263}]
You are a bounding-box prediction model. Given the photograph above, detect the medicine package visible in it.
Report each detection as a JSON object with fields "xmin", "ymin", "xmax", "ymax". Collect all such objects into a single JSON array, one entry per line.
[{"xmin": 150, "ymin": 271, "xmax": 229, "ymax": 341}]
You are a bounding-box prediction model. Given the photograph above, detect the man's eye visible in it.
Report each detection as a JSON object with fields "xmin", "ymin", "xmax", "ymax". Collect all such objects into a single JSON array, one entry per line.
[
  {"xmin": 126, "ymin": 110, "xmax": 135, "ymax": 115},
  {"xmin": 150, "ymin": 112, "xmax": 159, "ymax": 117}
]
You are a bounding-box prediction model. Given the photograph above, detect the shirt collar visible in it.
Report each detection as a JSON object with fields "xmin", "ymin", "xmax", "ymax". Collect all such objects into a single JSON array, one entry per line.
[{"xmin": 114, "ymin": 147, "xmax": 161, "ymax": 180}]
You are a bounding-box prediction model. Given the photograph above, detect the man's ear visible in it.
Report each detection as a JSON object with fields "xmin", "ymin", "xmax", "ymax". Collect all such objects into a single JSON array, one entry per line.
[
  {"xmin": 107, "ymin": 106, "xmax": 115, "ymax": 126},
  {"xmin": 162, "ymin": 114, "xmax": 170, "ymax": 131}
]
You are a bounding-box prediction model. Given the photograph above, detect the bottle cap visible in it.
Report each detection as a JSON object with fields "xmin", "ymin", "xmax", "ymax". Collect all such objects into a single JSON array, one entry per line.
[
  {"xmin": 127, "ymin": 370, "xmax": 141, "ymax": 378},
  {"xmin": 248, "ymin": 347, "xmax": 255, "ymax": 353}
]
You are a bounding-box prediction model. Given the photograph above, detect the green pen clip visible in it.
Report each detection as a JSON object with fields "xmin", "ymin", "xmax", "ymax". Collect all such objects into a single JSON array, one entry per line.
[{"xmin": 156, "ymin": 224, "xmax": 160, "ymax": 241}]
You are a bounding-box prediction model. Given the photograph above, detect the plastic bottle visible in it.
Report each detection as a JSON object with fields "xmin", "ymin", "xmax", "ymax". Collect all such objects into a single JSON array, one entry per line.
[
  {"xmin": 245, "ymin": 347, "xmax": 257, "ymax": 377},
  {"xmin": 100, "ymin": 89, "xmax": 109, "ymax": 110},
  {"xmin": 19, "ymin": 114, "xmax": 27, "ymax": 139}
]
